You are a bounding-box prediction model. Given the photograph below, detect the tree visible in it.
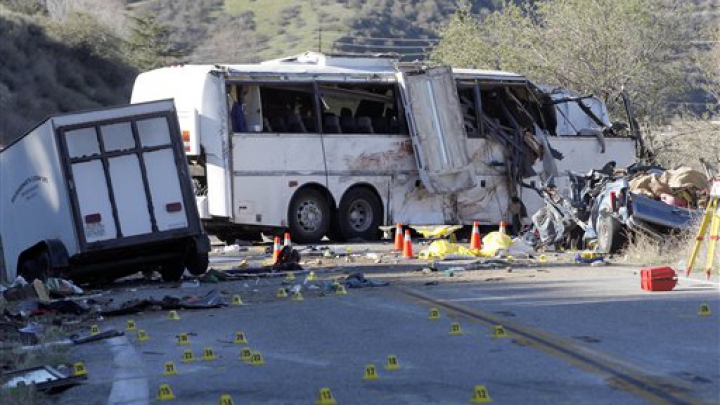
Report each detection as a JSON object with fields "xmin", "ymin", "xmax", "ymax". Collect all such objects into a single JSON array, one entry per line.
[
  {"xmin": 125, "ymin": 14, "xmax": 185, "ymax": 71},
  {"xmin": 431, "ymin": 0, "xmax": 697, "ymax": 123}
]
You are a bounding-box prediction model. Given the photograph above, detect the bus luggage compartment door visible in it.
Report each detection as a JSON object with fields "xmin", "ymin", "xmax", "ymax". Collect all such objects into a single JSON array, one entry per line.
[{"xmin": 397, "ymin": 66, "xmax": 476, "ymax": 194}]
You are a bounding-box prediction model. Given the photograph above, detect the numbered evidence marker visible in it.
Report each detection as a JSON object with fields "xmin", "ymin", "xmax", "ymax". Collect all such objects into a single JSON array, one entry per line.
[
  {"xmin": 470, "ymin": 384, "xmax": 493, "ymax": 403},
  {"xmin": 698, "ymin": 303, "xmax": 712, "ymax": 316},
  {"xmin": 335, "ymin": 285, "xmax": 348, "ymax": 295},
  {"xmin": 163, "ymin": 361, "xmax": 178, "ymax": 376},
  {"xmin": 428, "ymin": 308, "xmax": 440, "ymax": 320},
  {"xmin": 202, "ymin": 347, "xmax": 218, "ymax": 361},
  {"xmin": 73, "ymin": 362, "xmax": 88, "ymax": 376},
  {"xmin": 449, "ymin": 322, "xmax": 463, "ymax": 336},
  {"xmin": 231, "ymin": 295, "xmax": 243, "ymax": 306},
  {"xmin": 157, "ymin": 384, "xmax": 175, "ymax": 401},
  {"xmin": 384, "ymin": 355, "xmax": 401, "ymax": 371},
  {"xmin": 125, "ymin": 320, "xmax": 136, "ymax": 332},
  {"xmin": 250, "ymin": 352, "xmax": 265, "ymax": 366},
  {"xmin": 363, "ymin": 363, "xmax": 379, "ymax": 380},
  {"xmin": 276, "ymin": 287, "xmax": 288, "ymax": 298},
  {"xmin": 90, "ymin": 325, "xmax": 100, "ymax": 335},
  {"xmin": 292, "ymin": 291, "xmax": 305, "ymax": 301},
  {"xmin": 239, "ymin": 347, "xmax": 253, "ymax": 362},
  {"xmin": 219, "ymin": 394, "xmax": 236, "ymax": 405},
  {"xmin": 177, "ymin": 333, "xmax": 191, "ymax": 345},
  {"xmin": 234, "ymin": 332, "xmax": 248, "ymax": 344},
  {"xmin": 315, "ymin": 388, "xmax": 338, "ymax": 405},
  {"xmin": 493, "ymin": 325, "xmax": 508, "ymax": 339},
  {"xmin": 181, "ymin": 349, "xmax": 196, "ymax": 363},
  {"xmin": 168, "ymin": 310, "xmax": 181, "ymax": 321},
  {"xmin": 137, "ymin": 329, "xmax": 150, "ymax": 342}
]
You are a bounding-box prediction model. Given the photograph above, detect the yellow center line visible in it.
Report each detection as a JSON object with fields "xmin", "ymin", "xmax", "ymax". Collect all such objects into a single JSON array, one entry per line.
[{"xmin": 393, "ymin": 286, "xmax": 713, "ymax": 405}]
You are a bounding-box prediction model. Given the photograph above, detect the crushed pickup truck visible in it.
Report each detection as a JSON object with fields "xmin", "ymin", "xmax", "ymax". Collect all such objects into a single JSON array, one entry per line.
[{"xmin": 527, "ymin": 164, "xmax": 707, "ymax": 253}]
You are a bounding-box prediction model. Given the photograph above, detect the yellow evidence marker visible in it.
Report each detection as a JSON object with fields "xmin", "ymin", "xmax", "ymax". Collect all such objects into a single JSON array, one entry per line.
[
  {"xmin": 384, "ymin": 355, "xmax": 401, "ymax": 371},
  {"xmin": 137, "ymin": 330, "xmax": 150, "ymax": 342},
  {"xmin": 493, "ymin": 325, "xmax": 508, "ymax": 339},
  {"xmin": 234, "ymin": 332, "xmax": 248, "ymax": 344},
  {"xmin": 363, "ymin": 364, "xmax": 379, "ymax": 380},
  {"xmin": 449, "ymin": 322, "xmax": 463, "ymax": 336},
  {"xmin": 285, "ymin": 272, "xmax": 295, "ymax": 282},
  {"xmin": 315, "ymin": 388, "xmax": 338, "ymax": 405},
  {"xmin": 90, "ymin": 325, "xmax": 100, "ymax": 335},
  {"xmin": 168, "ymin": 310, "xmax": 180, "ymax": 321},
  {"xmin": 231, "ymin": 295, "xmax": 243, "ymax": 306},
  {"xmin": 157, "ymin": 384, "xmax": 175, "ymax": 401},
  {"xmin": 239, "ymin": 347, "xmax": 253, "ymax": 362},
  {"xmin": 125, "ymin": 320, "xmax": 136, "ymax": 331},
  {"xmin": 73, "ymin": 362, "xmax": 88, "ymax": 376},
  {"xmin": 181, "ymin": 349, "xmax": 195, "ymax": 363},
  {"xmin": 698, "ymin": 303, "xmax": 712, "ymax": 316},
  {"xmin": 250, "ymin": 352, "xmax": 265, "ymax": 366},
  {"xmin": 470, "ymin": 384, "xmax": 493, "ymax": 403},
  {"xmin": 219, "ymin": 394, "xmax": 236, "ymax": 405},
  {"xmin": 202, "ymin": 347, "xmax": 218, "ymax": 361},
  {"xmin": 307, "ymin": 271, "xmax": 317, "ymax": 281},
  {"xmin": 276, "ymin": 288, "xmax": 288, "ymax": 298},
  {"xmin": 163, "ymin": 361, "xmax": 178, "ymax": 376},
  {"xmin": 177, "ymin": 333, "xmax": 190, "ymax": 345},
  {"xmin": 428, "ymin": 308, "xmax": 440, "ymax": 320},
  {"xmin": 336, "ymin": 285, "xmax": 348, "ymax": 295},
  {"xmin": 292, "ymin": 291, "xmax": 305, "ymax": 301}
]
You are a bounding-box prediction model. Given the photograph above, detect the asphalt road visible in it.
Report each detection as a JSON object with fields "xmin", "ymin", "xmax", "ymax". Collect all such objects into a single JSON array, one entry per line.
[{"xmin": 55, "ymin": 244, "xmax": 720, "ymax": 405}]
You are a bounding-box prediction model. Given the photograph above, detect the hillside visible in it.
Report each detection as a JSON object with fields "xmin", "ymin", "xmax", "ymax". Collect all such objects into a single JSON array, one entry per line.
[{"xmin": 0, "ymin": 6, "xmax": 136, "ymax": 147}]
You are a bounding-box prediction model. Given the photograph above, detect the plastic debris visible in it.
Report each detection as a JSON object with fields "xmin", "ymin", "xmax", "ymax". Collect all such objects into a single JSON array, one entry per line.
[{"xmin": 343, "ymin": 273, "xmax": 389, "ymax": 288}]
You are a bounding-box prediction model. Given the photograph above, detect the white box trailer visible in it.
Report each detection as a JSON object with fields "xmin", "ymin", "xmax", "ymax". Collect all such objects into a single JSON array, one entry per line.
[{"xmin": 0, "ymin": 100, "xmax": 210, "ymax": 283}]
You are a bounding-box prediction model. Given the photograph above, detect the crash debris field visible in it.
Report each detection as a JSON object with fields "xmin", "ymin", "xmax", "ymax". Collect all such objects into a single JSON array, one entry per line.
[{"xmin": 2, "ymin": 240, "xmax": 719, "ymax": 405}]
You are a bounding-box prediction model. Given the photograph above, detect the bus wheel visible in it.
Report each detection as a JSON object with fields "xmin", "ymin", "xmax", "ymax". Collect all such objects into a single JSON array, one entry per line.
[
  {"xmin": 289, "ymin": 188, "xmax": 330, "ymax": 243},
  {"xmin": 160, "ymin": 259, "xmax": 186, "ymax": 282},
  {"xmin": 339, "ymin": 188, "xmax": 382, "ymax": 241}
]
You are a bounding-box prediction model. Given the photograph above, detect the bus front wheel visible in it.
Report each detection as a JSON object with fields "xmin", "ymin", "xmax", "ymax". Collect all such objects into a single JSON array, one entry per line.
[
  {"xmin": 289, "ymin": 188, "xmax": 330, "ymax": 243},
  {"xmin": 339, "ymin": 188, "xmax": 382, "ymax": 241}
]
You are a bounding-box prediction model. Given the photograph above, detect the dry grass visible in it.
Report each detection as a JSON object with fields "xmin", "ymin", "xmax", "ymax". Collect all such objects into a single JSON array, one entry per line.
[{"xmin": 621, "ymin": 227, "xmax": 720, "ymax": 277}]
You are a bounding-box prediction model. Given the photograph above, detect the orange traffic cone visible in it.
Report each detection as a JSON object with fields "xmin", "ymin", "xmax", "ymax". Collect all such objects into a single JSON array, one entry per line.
[
  {"xmin": 284, "ymin": 232, "xmax": 292, "ymax": 247},
  {"xmin": 470, "ymin": 221, "xmax": 481, "ymax": 250},
  {"xmin": 394, "ymin": 223, "xmax": 404, "ymax": 251},
  {"xmin": 499, "ymin": 221, "xmax": 507, "ymax": 235},
  {"xmin": 402, "ymin": 230, "xmax": 414, "ymax": 259},
  {"xmin": 272, "ymin": 236, "xmax": 281, "ymax": 263}
]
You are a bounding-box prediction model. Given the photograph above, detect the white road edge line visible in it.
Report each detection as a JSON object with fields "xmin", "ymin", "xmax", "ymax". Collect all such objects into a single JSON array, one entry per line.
[{"xmin": 106, "ymin": 336, "xmax": 149, "ymax": 405}]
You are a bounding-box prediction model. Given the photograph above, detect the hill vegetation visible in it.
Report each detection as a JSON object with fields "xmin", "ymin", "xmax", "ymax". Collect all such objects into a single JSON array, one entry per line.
[{"xmin": 0, "ymin": 0, "xmax": 717, "ymax": 153}]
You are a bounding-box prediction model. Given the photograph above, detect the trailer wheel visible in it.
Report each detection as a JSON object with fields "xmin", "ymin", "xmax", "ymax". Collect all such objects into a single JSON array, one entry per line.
[
  {"xmin": 186, "ymin": 252, "xmax": 209, "ymax": 276},
  {"xmin": 597, "ymin": 215, "xmax": 626, "ymax": 254},
  {"xmin": 19, "ymin": 250, "xmax": 52, "ymax": 282},
  {"xmin": 288, "ymin": 188, "xmax": 330, "ymax": 243},
  {"xmin": 160, "ymin": 259, "xmax": 186, "ymax": 282},
  {"xmin": 338, "ymin": 188, "xmax": 382, "ymax": 241}
]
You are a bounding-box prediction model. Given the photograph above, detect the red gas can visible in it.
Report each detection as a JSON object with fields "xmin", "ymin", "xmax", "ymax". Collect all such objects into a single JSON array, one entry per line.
[{"xmin": 641, "ymin": 267, "xmax": 677, "ymax": 291}]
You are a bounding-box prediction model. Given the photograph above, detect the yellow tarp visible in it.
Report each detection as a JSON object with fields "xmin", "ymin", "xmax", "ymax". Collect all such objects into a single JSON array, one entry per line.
[{"xmin": 418, "ymin": 232, "xmax": 513, "ymax": 259}]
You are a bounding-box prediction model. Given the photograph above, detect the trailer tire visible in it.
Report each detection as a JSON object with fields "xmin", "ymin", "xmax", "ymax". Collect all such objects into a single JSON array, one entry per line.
[
  {"xmin": 186, "ymin": 252, "xmax": 209, "ymax": 276},
  {"xmin": 160, "ymin": 259, "xmax": 186, "ymax": 282},
  {"xmin": 288, "ymin": 188, "xmax": 330, "ymax": 243},
  {"xmin": 19, "ymin": 250, "xmax": 51, "ymax": 282},
  {"xmin": 338, "ymin": 188, "xmax": 382, "ymax": 241},
  {"xmin": 597, "ymin": 215, "xmax": 625, "ymax": 254}
]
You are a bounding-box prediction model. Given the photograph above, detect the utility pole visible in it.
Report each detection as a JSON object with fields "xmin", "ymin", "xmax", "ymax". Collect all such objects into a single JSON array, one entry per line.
[{"xmin": 318, "ymin": 28, "xmax": 323, "ymax": 53}]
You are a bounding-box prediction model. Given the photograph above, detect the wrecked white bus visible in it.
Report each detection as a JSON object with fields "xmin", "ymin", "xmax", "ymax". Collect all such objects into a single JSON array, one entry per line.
[{"xmin": 130, "ymin": 52, "xmax": 638, "ymax": 243}]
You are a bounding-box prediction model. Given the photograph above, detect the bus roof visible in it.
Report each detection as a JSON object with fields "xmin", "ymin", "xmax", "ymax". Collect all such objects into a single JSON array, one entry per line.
[{"xmin": 153, "ymin": 52, "xmax": 527, "ymax": 82}]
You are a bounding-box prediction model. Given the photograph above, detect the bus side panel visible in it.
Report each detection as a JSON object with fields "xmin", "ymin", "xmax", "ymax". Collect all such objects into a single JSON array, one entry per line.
[
  {"xmin": 457, "ymin": 176, "xmax": 510, "ymax": 225},
  {"xmin": 231, "ymin": 133, "xmax": 327, "ymax": 227},
  {"xmin": 200, "ymin": 74, "xmax": 233, "ymax": 219}
]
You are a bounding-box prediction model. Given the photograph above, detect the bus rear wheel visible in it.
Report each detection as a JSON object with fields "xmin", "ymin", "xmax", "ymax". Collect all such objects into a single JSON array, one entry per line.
[
  {"xmin": 339, "ymin": 188, "xmax": 382, "ymax": 241},
  {"xmin": 289, "ymin": 188, "xmax": 330, "ymax": 244}
]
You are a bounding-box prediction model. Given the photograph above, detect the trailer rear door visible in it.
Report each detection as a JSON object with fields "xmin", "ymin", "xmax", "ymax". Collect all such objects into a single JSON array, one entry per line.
[
  {"xmin": 61, "ymin": 113, "xmax": 191, "ymax": 248},
  {"xmin": 397, "ymin": 66, "xmax": 476, "ymax": 194}
]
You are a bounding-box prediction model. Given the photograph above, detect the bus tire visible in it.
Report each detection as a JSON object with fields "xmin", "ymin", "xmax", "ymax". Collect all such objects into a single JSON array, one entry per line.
[
  {"xmin": 186, "ymin": 252, "xmax": 209, "ymax": 276},
  {"xmin": 338, "ymin": 188, "xmax": 382, "ymax": 241},
  {"xmin": 289, "ymin": 188, "xmax": 330, "ymax": 243}
]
